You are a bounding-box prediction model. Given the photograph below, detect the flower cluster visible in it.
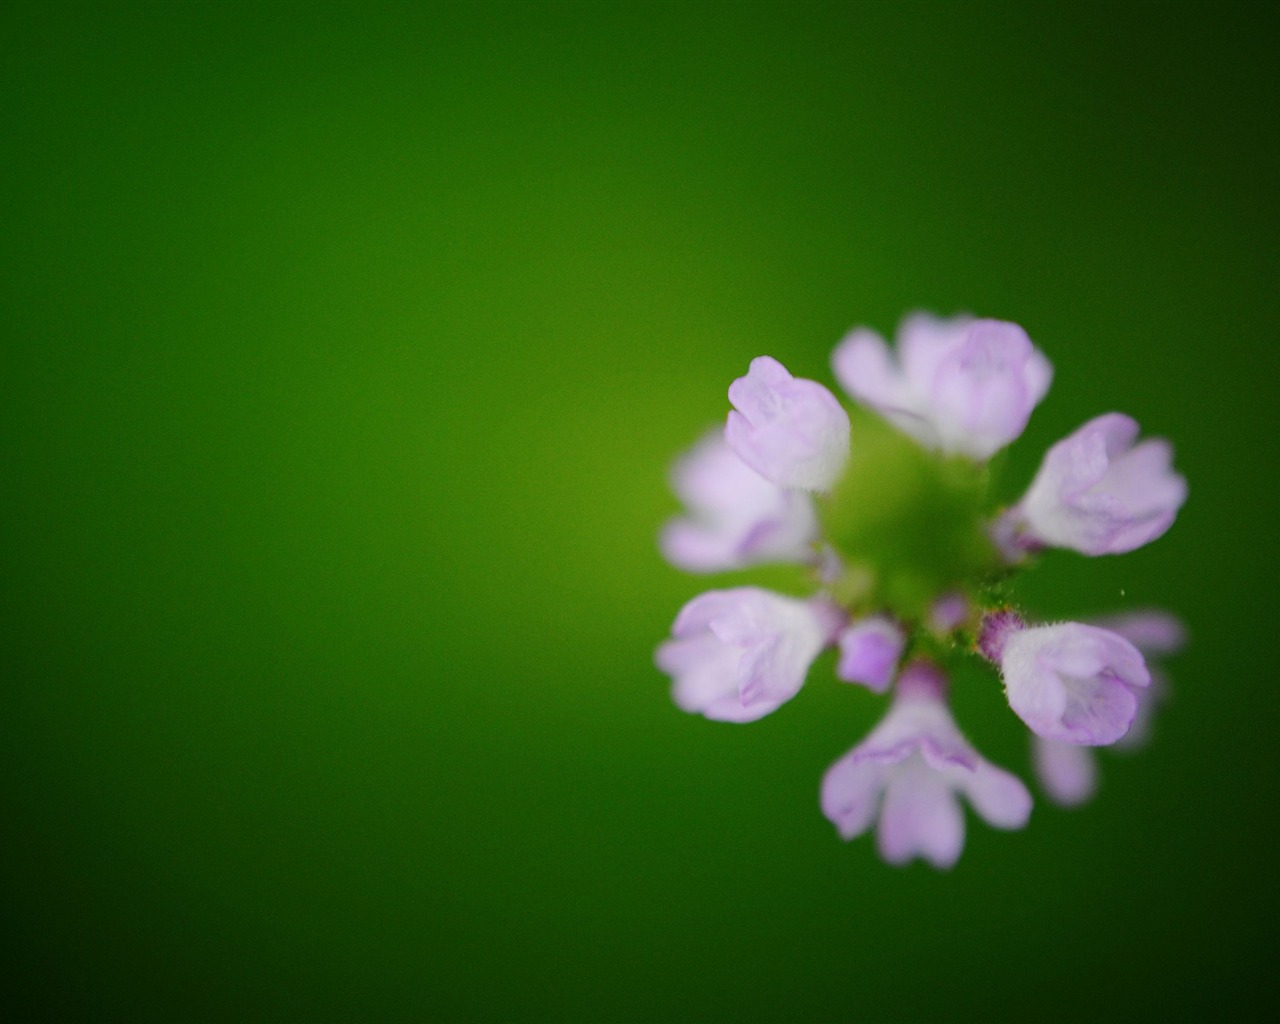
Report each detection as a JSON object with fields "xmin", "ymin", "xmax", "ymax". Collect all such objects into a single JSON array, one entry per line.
[{"xmin": 656, "ymin": 313, "xmax": 1187, "ymax": 868}]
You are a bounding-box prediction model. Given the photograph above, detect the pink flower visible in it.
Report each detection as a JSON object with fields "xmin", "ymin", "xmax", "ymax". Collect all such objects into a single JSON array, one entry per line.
[
  {"xmin": 660, "ymin": 430, "xmax": 818, "ymax": 573},
  {"xmin": 726, "ymin": 356, "xmax": 850, "ymax": 492},
  {"xmin": 983, "ymin": 616, "xmax": 1151, "ymax": 746},
  {"xmin": 656, "ymin": 588, "xmax": 840, "ymax": 722},
  {"xmin": 820, "ymin": 662, "xmax": 1031, "ymax": 869},
  {"xmin": 832, "ymin": 313, "xmax": 1051, "ymax": 460},
  {"xmin": 1004, "ymin": 413, "xmax": 1187, "ymax": 556},
  {"xmin": 1032, "ymin": 610, "xmax": 1185, "ymax": 805}
]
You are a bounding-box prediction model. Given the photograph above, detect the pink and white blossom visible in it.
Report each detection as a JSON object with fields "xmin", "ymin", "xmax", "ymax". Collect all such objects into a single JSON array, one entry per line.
[
  {"xmin": 656, "ymin": 588, "xmax": 840, "ymax": 723},
  {"xmin": 985, "ymin": 618, "xmax": 1151, "ymax": 746},
  {"xmin": 832, "ymin": 313, "xmax": 1051, "ymax": 460},
  {"xmin": 726, "ymin": 356, "xmax": 850, "ymax": 492},
  {"xmin": 660, "ymin": 430, "xmax": 819, "ymax": 573},
  {"xmin": 1032, "ymin": 610, "xmax": 1184, "ymax": 805},
  {"xmin": 1003, "ymin": 413, "xmax": 1187, "ymax": 556},
  {"xmin": 821, "ymin": 662, "xmax": 1032, "ymax": 869}
]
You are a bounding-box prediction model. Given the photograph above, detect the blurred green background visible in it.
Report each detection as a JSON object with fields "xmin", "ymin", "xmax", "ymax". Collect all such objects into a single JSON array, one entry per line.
[{"xmin": 3, "ymin": 1, "xmax": 1277, "ymax": 1020}]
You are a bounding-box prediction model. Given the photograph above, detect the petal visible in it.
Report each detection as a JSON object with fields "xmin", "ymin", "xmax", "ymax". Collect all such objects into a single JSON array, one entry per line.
[
  {"xmin": 660, "ymin": 632, "xmax": 787, "ymax": 724},
  {"xmin": 659, "ymin": 518, "xmax": 739, "ymax": 573},
  {"xmin": 736, "ymin": 635, "xmax": 792, "ymax": 707},
  {"xmin": 670, "ymin": 589, "xmax": 741, "ymax": 638},
  {"xmin": 821, "ymin": 750, "xmax": 888, "ymax": 840},
  {"xmin": 917, "ymin": 735, "xmax": 980, "ymax": 774},
  {"xmin": 831, "ymin": 323, "xmax": 940, "ymax": 449},
  {"xmin": 1101, "ymin": 446, "xmax": 1187, "ymax": 553},
  {"xmin": 1057, "ymin": 677, "xmax": 1139, "ymax": 746},
  {"xmin": 835, "ymin": 616, "xmax": 905, "ymax": 693},
  {"xmin": 897, "ymin": 312, "xmax": 973, "ymax": 395},
  {"xmin": 733, "ymin": 493, "xmax": 820, "ymax": 565},
  {"xmin": 1091, "ymin": 610, "xmax": 1186, "ymax": 656},
  {"xmin": 958, "ymin": 760, "xmax": 1034, "ymax": 828},
  {"xmin": 1046, "ymin": 489, "xmax": 1131, "ymax": 554},
  {"xmin": 1057, "ymin": 415, "xmax": 1137, "ymax": 498},
  {"xmin": 713, "ymin": 589, "xmax": 830, "ymax": 712},
  {"xmin": 1094, "ymin": 412, "xmax": 1142, "ymax": 454},
  {"xmin": 1105, "ymin": 510, "xmax": 1179, "ymax": 556},
  {"xmin": 1105, "ymin": 439, "xmax": 1181, "ymax": 512},
  {"xmin": 654, "ymin": 631, "xmax": 720, "ymax": 676},
  {"xmin": 660, "ymin": 434, "xmax": 820, "ymax": 573},
  {"xmin": 669, "ymin": 430, "xmax": 759, "ymax": 510},
  {"xmin": 831, "ymin": 328, "xmax": 904, "ymax": 411},
  {"xmin": 1004, "ymin": 658, "xmax": 1069, "ymax": 733},
  {"xmin": 659, "ymin": 636, "xmax": 738, "ymax": 714},
  {"xmin": 1024, "ymin": 347, "xmax": 1054, "ymax": 406},
  {"xmin": 1033, "ymin": 735, "xmax": 1098, "ymax": 807},
  {"xmin": 1068, "ymin": 677, "xmax": 1141, "ymax": 742},
  {"xmin": 1112, "ymin": 669, "xmax": 1169, "ymax": 751},
  {"xmin": 1031, "ymin": 414, "xmax": 1135, "ymax": 507},
  {"xmin": 841, "ymin": 314, "xmax": 1049, "ymax": 459},
  {"xmin": 700, "ymin": 691, "xmax": 784, "ymax": 723},
  {"xmin": 876, "ymin": 760, "xmax": 966, "ymax": 869},
  {"xmin": 888, "ymin": 664, "xmax": 977, "ymax": 769},
  {"xmin": 1085, "ymin": 625, "xmax": 1152, "ymax": 688}
]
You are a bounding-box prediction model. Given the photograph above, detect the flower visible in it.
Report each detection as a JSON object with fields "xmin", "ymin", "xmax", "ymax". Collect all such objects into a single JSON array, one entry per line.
[
  {"xmin": 655, "ymin": 588, "xmax": 840, "ymax": 722},
  {"xmin": 726, "ymin": 356, "xmax": 851, "ymax": 491},
  {"xmin": 984, "ymin": 618, "xmax": 1151, "ymax": 746},
  {"xmin": 832, "ymin": 313, "xmax": 1052, "ymax": 460},
  {"xmin": 1002, "ymin": 412, "xmax": 1187, "ymax": 556},
  {"xmin": 657, "ymin": 310, "xmax": 1185, "ymax": 866},
  {"xmin": 659, "ymin": 430, "xmax": 819, "ymax": 573},
  {"xmin": 1032, "ymin": 610, "xmax": 1185, "ymax": 805},
  {"xmin": 820, "ymin": 662, "xmax": 1032, "ymax": 869},
  {"xmin": 835, "ymin": 615, "xmax": 905, "ymax": 693}
]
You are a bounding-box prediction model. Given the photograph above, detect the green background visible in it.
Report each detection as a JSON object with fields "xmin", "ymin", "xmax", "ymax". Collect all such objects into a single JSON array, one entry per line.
[{"xmin": 3, "ymin": 1, "xmax": 1277, "ymax": 1020}]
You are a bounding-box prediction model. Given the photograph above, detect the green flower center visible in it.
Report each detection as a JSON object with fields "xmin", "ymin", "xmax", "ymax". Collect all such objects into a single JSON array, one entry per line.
[{"xmin": 818, "ymin": 411, "xmax": 1005, "ymax": 620}]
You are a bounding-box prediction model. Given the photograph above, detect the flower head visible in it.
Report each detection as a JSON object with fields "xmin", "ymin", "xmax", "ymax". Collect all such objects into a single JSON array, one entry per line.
[
  {"xmin": 726, "ymin": 356, "xmax": 850, "ymax": 491},
  {"xmin": 1006, "ymin": 413, "xmax": 1187, "ymax": 556},
  {"xmin": 657, "ymin": 310, "xmax": 1185, "ymax": 867},
  {"xmin": 660, "ymin": 430, "xmax": 818, "ymax": 573},
  {"xmin": 655, "ymin": 588, "xmax": 839, "ymax": 722},
  {"xmin": 820, "ymin": 662, "xmax": 1032, "ymax": 869},
  {"xmin": 832, "ymin": 313, "xmax": 1051, "ymax": 460}
]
